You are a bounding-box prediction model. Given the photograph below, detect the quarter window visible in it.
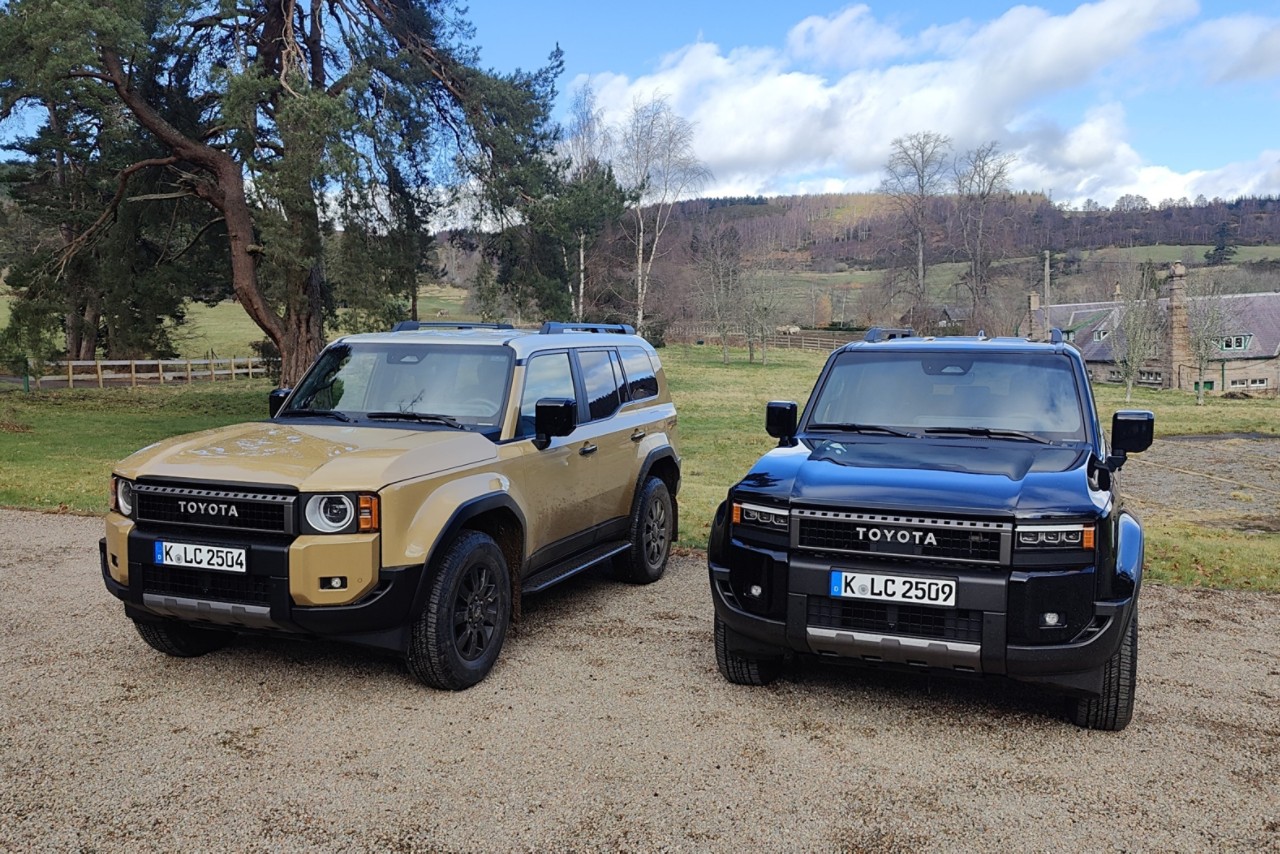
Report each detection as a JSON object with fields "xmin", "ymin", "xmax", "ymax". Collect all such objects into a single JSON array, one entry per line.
[{"xmin": 620, "ymin": 347, "xmax": 659, "ymax": 400}]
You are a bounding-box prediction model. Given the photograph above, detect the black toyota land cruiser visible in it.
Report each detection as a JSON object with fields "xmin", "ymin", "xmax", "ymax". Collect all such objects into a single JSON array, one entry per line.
[{"xmin": 708, "ymin": 329, "xmax": 1154, "ymax": 730}]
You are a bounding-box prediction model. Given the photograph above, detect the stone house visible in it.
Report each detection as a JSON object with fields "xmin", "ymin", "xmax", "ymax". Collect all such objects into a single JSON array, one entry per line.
[{"xmin": 1026, "ymin": 263, "xmax": 1280, "ymax": 396}]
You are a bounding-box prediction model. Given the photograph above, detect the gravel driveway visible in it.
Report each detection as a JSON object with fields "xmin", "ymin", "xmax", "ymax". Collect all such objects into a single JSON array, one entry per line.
[{"xmin": 2, "ymin": 439, "xmax": 1279, "ymax": 851}]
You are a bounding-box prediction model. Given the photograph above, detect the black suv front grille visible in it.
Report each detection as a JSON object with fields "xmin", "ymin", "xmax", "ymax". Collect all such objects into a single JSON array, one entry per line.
[
  {"xmin": 795, "ymin": 510, "xmax": 1010, "ymax": 565},
  {"xmin": 808, "ymin": 597, "xmax": 983, "ymax": 643},
  {"xmin": 143, "ymin": 565, "xmax": 274, "ymax": 605},
  {"xmin": 135, "ymin": 483, "xmax": 296, "ymax": 534}
]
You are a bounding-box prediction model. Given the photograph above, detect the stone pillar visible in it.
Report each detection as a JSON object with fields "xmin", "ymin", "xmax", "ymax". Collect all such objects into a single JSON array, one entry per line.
[
  {"xmin": 1165, "ymin": 261, "xmax": 1191, "ymax": 390},
  {"xmin": 1027, "ymin": 291, "xmax": 1041, "ymax": 340}
]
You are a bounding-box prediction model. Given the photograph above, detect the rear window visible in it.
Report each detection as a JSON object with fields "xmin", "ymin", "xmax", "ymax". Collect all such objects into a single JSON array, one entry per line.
[
  {"xmin": 620, "ymin": 347, "xmax": 659, "ymax": 401},
  {"xmin": 579, "ymin": 349, "xmax": 623, "ymax": 421}
]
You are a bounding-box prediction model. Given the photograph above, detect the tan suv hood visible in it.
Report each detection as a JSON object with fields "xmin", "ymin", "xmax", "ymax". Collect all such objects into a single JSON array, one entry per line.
[{"xmin": 115, "ymin": 421, "xmax": 497, "ymax": 491}]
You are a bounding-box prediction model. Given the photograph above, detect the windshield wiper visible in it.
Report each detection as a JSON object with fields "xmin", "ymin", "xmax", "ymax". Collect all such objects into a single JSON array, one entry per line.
[
  {"xmin": 922, "ymin": 426, "xmax": 1054, "ymax": 444},
  {"xmin": 366, "ymin": 411, "xmax": 464, "ymax": 429},
  {"xmin": 277, "ymin": 409, "xmax": 351, "ymax": 422},
  {"xmin": 808, "ymin": 422, "xmax": 920, "ymax": 438}
]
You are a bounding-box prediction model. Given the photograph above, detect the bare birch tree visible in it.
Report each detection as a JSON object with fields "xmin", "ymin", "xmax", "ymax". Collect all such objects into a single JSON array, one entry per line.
[
  {"xmin": 1115, "ymin": 261, "xmax": 1164, "ymax": 401},
  {"xmin": 881, "ymin": 131, "xmax": 952, "ymax": 317},
  {"xmin": 560, "ymin": 84, "xmax": 625, "ymax": 321},
  {"xmin": 690, "ymin": 220, "xmax": 743, "ymax": 364},
  {"xmin": 954, "ymin": 141, "xmax": 1014, "ymax": 321},
  {"xmin": 611, "ymin": 95, "xmax": 711, "ymax": 333},
  {"xmin": 1185, "ymin": 276, "xmax": 1235, "ymax": 405},
  {"xmin": 742, "ymin": 266, "xmax": 785, "ymax": 365}
]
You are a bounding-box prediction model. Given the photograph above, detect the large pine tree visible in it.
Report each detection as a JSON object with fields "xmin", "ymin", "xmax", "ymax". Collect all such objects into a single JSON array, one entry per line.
[{"xmin": 0, "ymin": 1, "xmax": 561, "ymax": 383}]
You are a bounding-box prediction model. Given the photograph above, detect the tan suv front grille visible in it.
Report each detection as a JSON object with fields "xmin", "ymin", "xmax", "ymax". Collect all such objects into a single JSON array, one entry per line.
[{"xmin": 134, "ymin": 484, "xmax": 296, "ymax": 535}]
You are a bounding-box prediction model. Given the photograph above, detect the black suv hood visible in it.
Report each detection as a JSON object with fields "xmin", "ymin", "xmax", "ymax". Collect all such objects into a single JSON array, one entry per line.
[{"xmin": 737, "ymin": 438, "xmax": 1107, "ymax": 518}]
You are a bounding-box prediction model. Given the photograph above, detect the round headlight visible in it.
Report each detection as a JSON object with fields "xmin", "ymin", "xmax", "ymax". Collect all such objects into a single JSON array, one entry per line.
[
  {"xmin": 116, "ymin": 479, "xmax": 135, "ymax": 517},
  {"xmin": 306, "ymin": 495, "xmax": 354, "ymax": 533}
]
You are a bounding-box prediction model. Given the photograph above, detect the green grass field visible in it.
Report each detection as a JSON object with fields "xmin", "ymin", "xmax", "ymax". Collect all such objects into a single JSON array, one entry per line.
[
  {"xmin": 3, "ymin": 340, "xmax": 1276, "ymax": 591},
  {"xmin": 1078, "ymin": 245, "xmax": 1279, "ymax": 264}
]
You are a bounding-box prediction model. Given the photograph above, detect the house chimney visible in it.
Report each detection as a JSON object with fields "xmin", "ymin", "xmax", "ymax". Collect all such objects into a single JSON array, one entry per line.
[
  {"xmin": 1165, "ymin": 261, "xmax": 1191, "ymax": 389},
  {"xmin": 1027, "ymin": 291, "xmax": 1041, "ymax": 339}
]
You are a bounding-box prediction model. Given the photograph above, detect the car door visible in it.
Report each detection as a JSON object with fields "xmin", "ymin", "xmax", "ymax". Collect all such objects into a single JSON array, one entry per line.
[
  {"xmin": 503, "ymin": 350, "xmax": 599, "ymax": 561},
  {"xmin": 572, "ymin": 348, "xmax": 634, "ymax": 531}
]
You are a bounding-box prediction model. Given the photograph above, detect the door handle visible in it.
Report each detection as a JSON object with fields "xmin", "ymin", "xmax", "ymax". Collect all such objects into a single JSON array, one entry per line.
[
  {"xmin": 630, "ymin": 429, "xmax": 646, "ymax": 442},
  {"xmin": 579, "ymin": 443, "xmax": 598, "ymax": 456}
]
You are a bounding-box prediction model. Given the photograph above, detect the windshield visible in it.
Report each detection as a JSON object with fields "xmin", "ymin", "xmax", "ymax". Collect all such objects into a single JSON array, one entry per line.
[
  {"xmin": 807, "ymin": 350, "xmax": 1089, "ymax": 443},
  {"xmin": 281, "ymin": 343, "xmax": 513, "ymax": 434}
]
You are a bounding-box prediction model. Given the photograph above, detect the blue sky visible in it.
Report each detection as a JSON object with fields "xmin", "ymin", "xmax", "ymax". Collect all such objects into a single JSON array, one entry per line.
[{"xmin": 469, "ymin": 0, "xmax": 1280, "ymax": 206}]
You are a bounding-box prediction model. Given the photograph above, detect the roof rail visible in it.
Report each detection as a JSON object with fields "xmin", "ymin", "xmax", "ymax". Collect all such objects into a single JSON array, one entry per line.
[
  {"xmin": 539, "ymin": 322, "xmax": 636, "ymax": 335},
  {"xmin": 1049, "ymin": 327, "xmax": 1064, "ymax": 344},
  {"xmin": 863, "ymin": 326, "xmax": 914, "ymax": 343},
  {"xmin": 391, "ymin": 321, "xmax": 515, "ymax": 332}
]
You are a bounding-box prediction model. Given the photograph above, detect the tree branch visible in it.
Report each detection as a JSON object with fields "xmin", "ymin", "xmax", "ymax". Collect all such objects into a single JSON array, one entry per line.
[{"xmin": 56, "ymin": 156, "xmax": 179, "ymax": 278}]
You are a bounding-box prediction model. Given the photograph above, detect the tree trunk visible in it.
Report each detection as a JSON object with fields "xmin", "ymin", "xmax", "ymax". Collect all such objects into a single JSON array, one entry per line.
[
  {"xmin": 634, "ymin": 212, "xmax": 646, "ymax": 332},
  {"xmin": 577, "ymin": 231, "xmax": 587, "ymax": 323}
]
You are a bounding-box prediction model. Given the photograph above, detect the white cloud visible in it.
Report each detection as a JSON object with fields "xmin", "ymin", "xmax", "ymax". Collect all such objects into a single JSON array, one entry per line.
[
  {"xmin": 786, "ymin": 5, "xmax": 911, "ymax": 69},
  {"xmin": 1188, "ymin": 16, "xmax": 1280, "ymax": 83},
  {"xmin": 578, "ymin": 0, "xmax": 1278, "ymax": 207}
]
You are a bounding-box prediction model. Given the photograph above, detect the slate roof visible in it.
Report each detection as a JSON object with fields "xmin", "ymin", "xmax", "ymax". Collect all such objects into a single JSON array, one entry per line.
[{"xmin": 1032, "ymin": 291, "xmax": 1280, "ymax": 363}]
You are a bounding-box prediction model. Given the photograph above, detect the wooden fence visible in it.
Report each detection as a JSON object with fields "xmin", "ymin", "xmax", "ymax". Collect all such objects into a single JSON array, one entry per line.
[
  {"xmin": 28, "ymin": 357, "xmax": 268, "ymax": 389},
  {"xmin": 666, "ymin": 322, "xmax": 858, "ymax": 354}
]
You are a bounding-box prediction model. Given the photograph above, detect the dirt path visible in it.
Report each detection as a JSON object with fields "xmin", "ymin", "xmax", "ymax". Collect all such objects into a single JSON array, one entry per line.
[{"xmin": 1, "ymin": 483, "xmax": 1277, "ymax": 850}]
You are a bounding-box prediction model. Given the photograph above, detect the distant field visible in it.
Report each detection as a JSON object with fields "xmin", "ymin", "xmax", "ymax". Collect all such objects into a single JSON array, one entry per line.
[
  {"xmin": 2, "ymin": 241, "xmax": 1277, "ymax": 357},
  {"xmin": 1079, "ymin": 245, "xmax": 1279, "ymax": 264}
]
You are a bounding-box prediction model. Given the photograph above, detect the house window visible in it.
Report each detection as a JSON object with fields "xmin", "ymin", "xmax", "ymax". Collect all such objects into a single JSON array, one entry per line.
[
  {"xmin": 1229, "ymin": 378, "xmax": 1248, "ymax": 388},
  {"xmin": 1108, "ymin": 369, "xmax": 1123, "ymax": 382},
  {"xmin": 1093, "ymin": 329, "xmax": 1111, "ymax": 342},
  {"xmin": 1219, "ymin": 334, "xmax": 1252, "ymax": 351},
  {"xmin": 1063, "ymin": 330, "xmax": 1075, "ymax": 342},
  {"xmin": 1194, "ymin": 380, "xmax": 1215, "ymax": 392},
  {"xmin": 1139, "ymin": 370, "xmax": 1163, "ymax": 384},
  {"xmin": 1250, "ymin": 378, "xmax": 1269, "ymax": 388}
]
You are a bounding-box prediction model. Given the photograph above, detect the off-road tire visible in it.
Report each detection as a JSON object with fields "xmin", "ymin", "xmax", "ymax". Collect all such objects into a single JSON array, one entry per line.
[
  {"xmin": 406, "ymin": 530, "xmax": 511, "ymax": 691},
  {"xmin": 132, "ymin": 619, "xmax": 232, "ymax": 658},
  {"xmin": 615, "ymin": 477, "xmax": 673, "ymax": 584},
  {"xmin": 715, "ymin": 615, "xmax": 781, "ymax": 686},
  {"xmin": 1067, "ymin": 613, "xmax": 1137, "ymax": 731}
]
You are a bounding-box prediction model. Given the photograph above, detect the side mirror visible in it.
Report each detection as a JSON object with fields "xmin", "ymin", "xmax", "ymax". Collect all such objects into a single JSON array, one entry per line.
[
  {"xmin": 268, "ymin": 388, "xmax": 292, "ymax": 417},
  {"xmin": 1107, "ymin": 409, "xmax": 1154, "ymax": 469},
  {"xmin": 533, "ymin": 398, "xmax": 576, "ymax": 450},
  {"xmin": 766, "ymin": 401, "xmax": 798, "ymax": 441}
]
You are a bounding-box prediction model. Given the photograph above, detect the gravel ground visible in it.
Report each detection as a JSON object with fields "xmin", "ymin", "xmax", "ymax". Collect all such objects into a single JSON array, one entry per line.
[{"xmin": 2, "ymin": 439, "xmax": 1279, "ymax": 852}]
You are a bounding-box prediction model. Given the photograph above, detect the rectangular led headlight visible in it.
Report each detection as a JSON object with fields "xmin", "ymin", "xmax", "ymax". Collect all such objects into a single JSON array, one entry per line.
[
  {"xmin": 1017, "ymin": 523, "xmax": 1094, "ymax": 550},
  {"xmin": 732, "ymin": 501, "xmax": 790, "ymax": 530}
]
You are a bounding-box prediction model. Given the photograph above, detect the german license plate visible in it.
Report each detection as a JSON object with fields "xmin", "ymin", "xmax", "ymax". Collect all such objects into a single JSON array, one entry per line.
[
  {"xmin": 155, "ymin": 541, "xmax": 247, "ymax": 573},
  {"xmin": 830, "ymin": 571, "xmax": 956, "ymax": 607}
]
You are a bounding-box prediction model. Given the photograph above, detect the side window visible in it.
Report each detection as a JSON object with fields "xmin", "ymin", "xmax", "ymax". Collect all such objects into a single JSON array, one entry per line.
[
  {"xmin": 619, "ymin": 347, "xmax": 659, "ymax": 401},
  {"xmin": 579, "ymin": 349, "xmax": 623, "ymax": 421},
  {"xmin": 517, "ymin": 352, "xmax": 575, "ymax": 439}
]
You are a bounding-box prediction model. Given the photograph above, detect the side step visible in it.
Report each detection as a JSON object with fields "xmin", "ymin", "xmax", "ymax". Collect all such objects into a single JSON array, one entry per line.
[{"xmin": 521, "ymin": 541, "xmax": 629, "ymax": 594}]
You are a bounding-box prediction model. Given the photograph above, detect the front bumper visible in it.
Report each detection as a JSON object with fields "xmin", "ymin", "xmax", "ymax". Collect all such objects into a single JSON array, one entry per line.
[
  {"xmin": 100, "ymin": 524, "xmax": 422, "ymax": 652},
  {"xmin": 709, "ymin": 540, "xmax": 1137, "ymax": 697}
]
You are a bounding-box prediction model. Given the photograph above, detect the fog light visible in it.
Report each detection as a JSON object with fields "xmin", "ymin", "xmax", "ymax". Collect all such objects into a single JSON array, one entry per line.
[
  {"xmin": 321, "ymin": 576, "xmax": 347, "ymax": 590},
  {"xmin": 749, "ymin": 584, "xmax": 763, "ymax": 598},
  {"xmin": 1040, "ymin": 611, "xmax": 1062, "ymax": 627}
]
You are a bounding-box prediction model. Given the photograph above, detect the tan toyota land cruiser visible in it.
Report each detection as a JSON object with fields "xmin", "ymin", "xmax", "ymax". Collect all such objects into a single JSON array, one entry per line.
[{"xmin": 100, "ymin": 321, "xmax": 680, "ymax": 689}]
